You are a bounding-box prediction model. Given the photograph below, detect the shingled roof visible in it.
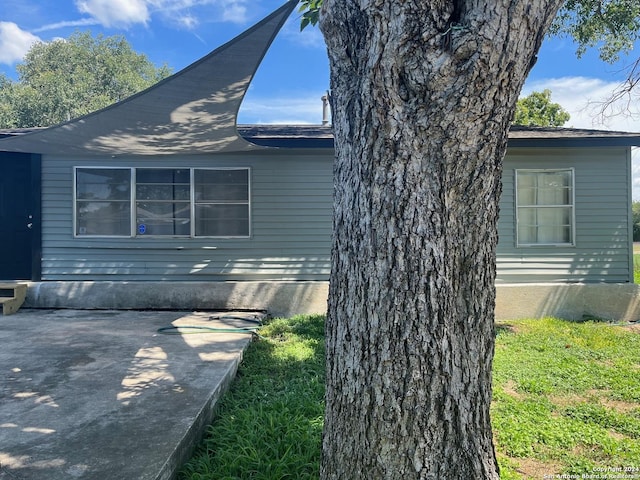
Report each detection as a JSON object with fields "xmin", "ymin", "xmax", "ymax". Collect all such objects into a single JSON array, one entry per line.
[
  {"xmin": 236, "ymin": 124, "xmax": 640, "ymax": 148},
  {"xmin": 0, "ymin": 0, "xmax": 298, "ymax": 156}
]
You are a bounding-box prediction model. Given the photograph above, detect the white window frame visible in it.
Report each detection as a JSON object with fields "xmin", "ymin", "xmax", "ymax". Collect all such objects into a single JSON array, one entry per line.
[
  {"xmin": 74, "ymin": 166, "xmax": 251, "ymax": 239},
  {"xmin": 515, "ymin": 168, "xmax": 575, "ymax": 247}
]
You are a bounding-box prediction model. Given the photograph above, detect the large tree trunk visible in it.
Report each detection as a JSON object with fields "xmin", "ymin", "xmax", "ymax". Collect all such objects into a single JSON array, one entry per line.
[{"xmin": 319, "ymin": 1, "xmax": 562, "ymax": 479}]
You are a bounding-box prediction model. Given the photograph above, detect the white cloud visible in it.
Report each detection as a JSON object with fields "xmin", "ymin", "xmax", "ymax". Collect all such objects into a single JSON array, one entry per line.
[
  {"xmin": 521, "ymin": 76, "xmax": 640, "ymax": 132},
  {"xmin": 0, "ymin": 22, "xmax": 41, "ymax": 65},
  {"xmin": 219, "ymin": 2, "xmax": 248, "ymax": 23},
  {"xmin": 75, "ymin": 0, "xmax": 150, "ymax": 28},
  {"xmin": 33, "ymin": 18, "xmax": 100, "ymax": 33},
  {"xmin": 176, "ymin": 14, "xmax": 198, "ymax": 30},
  {"xmin": 145, "ymin": 0, "xmax": 250, "ymax": 27},
  {"xmin": 239, "ymin": 92, "xmax": 330, "ymax": 125},
  {"xmin": 523, "ymin": 76, "xmax": 640, "ymax": 199}
]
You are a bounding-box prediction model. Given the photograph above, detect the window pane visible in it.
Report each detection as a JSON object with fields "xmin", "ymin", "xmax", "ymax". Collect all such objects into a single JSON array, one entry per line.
[
  {"xmin": 136, "ymin": 219, "xmax": 190, "ymax": 236},
  {"xmin": 136, "ymin": 202, "xmax": 190, "ymax": 236},
  {"xmin": 516, "ymin": 173, "xmax": 537, "ymax": 205},
  {"xmin": 76, "ymin": 168, "xmax": 131, "ymax": 236},
  {"xmin": 536, "ymin": 171, "xmax": 571, "ymax": 205},
  {"xmin": 195, "ymin": 204, "xmax": 249, "ymax": 236},
  {"xmin": 517, "ymin": 171, "xmax": 572, "ymax": 206},
  {"xmin": 76, "ymin": 169, "xmax": 130, "ymax": 201},
  {"xmin": 517, "ymin": 206, "xmax": 572, "ymax": 244},
  {"xmin": 76, "ymin": 201, "xmax": 131, "ymax": 236},
  {"xmin": 136, "ymin": 169, "xmax": 189, "ymax": 184},
  {"xmin": 137, "ymin": 184, "xmax": 190, "ymax": 201},
  {"xmin": 195, "ymin": 169, "xmax": 249, "ymax": 202},
  {"xmin": 194, "ymin": 169, "xmax": 250, "ymax": 237}
]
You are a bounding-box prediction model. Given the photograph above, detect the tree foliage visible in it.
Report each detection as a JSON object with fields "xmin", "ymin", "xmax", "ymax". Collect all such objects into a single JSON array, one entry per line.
[
  {"xmin": 0, "ymin": 31, "xmax": 171, "ymax": 128},
  {"xmin": 299, "ymin": 0, "xmax": 322, "ymax": 31},
  {"xmin": 299, "ymin": 0, "xmax": 322, "ymax": 30},
  {"xmin": 551, "ymin": 0, "xmax": 640, "ymax": 63},
  {"xmin": 633, "ymin": 201, "xmax": 640, "ymax": 241},
  {"xmin": 514, "ymin": 89, "xmax": 571, "ymax": 127}
]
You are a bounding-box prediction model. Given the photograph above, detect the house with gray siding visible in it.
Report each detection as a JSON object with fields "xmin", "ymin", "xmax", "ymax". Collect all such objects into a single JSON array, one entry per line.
[{"xmin": 2, "ymin": 0, "xmax": 640, "ymax": 320}]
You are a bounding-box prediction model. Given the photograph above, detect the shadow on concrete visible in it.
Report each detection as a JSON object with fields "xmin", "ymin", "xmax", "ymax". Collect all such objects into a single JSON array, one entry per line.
[{"xmin": 0, "ymin": 309, "xmax": 257, "ymax": 479}]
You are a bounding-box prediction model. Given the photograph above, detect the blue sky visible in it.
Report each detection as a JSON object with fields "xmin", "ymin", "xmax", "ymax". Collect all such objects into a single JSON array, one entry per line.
[{"xmin": 2, "ymin": 0, "xmax": 640, "ymax": 193}]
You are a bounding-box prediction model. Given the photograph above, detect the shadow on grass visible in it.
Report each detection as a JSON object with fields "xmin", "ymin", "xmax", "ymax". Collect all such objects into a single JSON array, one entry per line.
[{"xmin": 495, "ymin": 323, "xmax": 518, "ymax": 336}]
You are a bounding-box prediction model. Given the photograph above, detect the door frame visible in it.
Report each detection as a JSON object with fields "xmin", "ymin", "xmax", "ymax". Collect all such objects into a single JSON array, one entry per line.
[{"xmin": 0, "ymin": 152, "xmax": 41, "ymax": 280}]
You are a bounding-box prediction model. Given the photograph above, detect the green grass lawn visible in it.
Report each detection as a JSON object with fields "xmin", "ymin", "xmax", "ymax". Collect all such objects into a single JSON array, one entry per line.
[
  {"xmin": 179, "ymin": 315, "xmax": 640, "ymax": 480},
  {"xmin": 634, "ymin": 252, "xmax": 640, "ymax": 283}
]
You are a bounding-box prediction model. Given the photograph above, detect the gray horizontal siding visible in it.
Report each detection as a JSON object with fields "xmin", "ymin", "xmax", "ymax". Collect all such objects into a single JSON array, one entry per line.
[
  {"xmin": 41, "ymin": 145, "xmax": 631, "ymax": 283},
  {"xmin": 40, "ymin": 151, "xmax": 333, "ymax": 281},
  {"xmin": 497, "ymin": 147, "xmax": 632, "ymax": 283}
]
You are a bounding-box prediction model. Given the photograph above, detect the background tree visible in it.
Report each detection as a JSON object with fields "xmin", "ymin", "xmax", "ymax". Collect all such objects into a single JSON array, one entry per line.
[
  {"xmin": 514, "ymin": 89, "xmax": 571, "ymax": 127},
  {"xmin": 633, "ymin": 201, "xmax": 640, "ymax": 242},
  {"xmin": 299, "ymin": 0, "xmax": 565, "ymax": 478},
  {"xmin": 0, "ymin": 31, "xmax": 171, "ymax": 128},
  {"xmin": 0, "ymin": 73, "xmax": 18, "ymax": 128},
  {"xmin": 552, "ymin": 0, "xmax": 640, "ymax": 117}
]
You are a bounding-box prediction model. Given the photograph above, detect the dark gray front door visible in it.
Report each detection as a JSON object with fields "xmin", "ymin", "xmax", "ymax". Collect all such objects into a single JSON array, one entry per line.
[{"xmin": 0, "ymin": 152, "xmax": 41, "ymax": 280}]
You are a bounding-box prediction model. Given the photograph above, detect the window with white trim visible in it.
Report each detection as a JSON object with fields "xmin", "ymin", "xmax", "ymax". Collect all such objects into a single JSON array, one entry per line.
[
  {"xmin": 74, "ymin": 167, "xmax": 250, "ymax": 238},
  {"xmin": 516, "ymin": 168, "xmax": 574, "ymax": 246}
]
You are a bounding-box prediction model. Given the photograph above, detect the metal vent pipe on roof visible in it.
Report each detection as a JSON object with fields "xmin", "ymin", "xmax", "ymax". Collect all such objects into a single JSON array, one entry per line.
[{"xmin": 321, "ymin": 93, "xmax": 330, "ymax": 126}]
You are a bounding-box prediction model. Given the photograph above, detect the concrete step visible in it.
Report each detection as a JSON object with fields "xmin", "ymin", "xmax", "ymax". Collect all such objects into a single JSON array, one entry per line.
[{"xmin": 0, "ymin": 283, "xmax": 27, "ymax": 315}]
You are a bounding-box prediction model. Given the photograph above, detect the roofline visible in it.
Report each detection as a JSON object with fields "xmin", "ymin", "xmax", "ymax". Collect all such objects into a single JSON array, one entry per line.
[
  {"xmin": 237, "ymin": 125, "xmax": 640, "ymax": 149},
  {"xmin": 3, "ymin": 124, "xmax": 640, "ymax": 151},
  {"xmin": 507, "ymin": 137, "xmax": 640, "ymax": 148}
]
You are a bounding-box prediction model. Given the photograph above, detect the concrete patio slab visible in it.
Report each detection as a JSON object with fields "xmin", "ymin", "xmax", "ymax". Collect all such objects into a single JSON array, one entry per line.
[{"xmin": 0, "ymin": 309, "xmax": 260, "ymax": 479}]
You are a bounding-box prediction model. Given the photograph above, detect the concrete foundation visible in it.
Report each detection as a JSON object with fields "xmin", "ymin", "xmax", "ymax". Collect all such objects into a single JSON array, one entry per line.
[
  {"xmin": 24, "ymin": 281, "xmax": 329, "ymax": 319},
  {"xmin": 495, "ymin": 283, "xmax": 640, "ymax": 322},
  {"xmin": 21, "ymin": 281, "xmax": 640, "ymax": 322}
]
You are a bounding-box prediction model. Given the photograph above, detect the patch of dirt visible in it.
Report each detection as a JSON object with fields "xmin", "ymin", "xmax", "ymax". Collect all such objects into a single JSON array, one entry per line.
[
  {"xmin": 586, "ymin": 388, "xmax": 612, "ymax": 399},
  {"xmin": 548, "ymin": 393, "xmax": 591, "ymax": 408},
  {"xmin": 502, "ymin": 380, "xmax": 526, "ymax": 400},
  {"xmin": 621, "ymin": 322, "xmax": 640, "ymax": 333},
  {"xmin": 548, "ymin": 391, "xmax": 639, "ymax": 413},
  {"xmin": 515, "ymin": 457, "xmax": 562, "ymax": 479},
  {"xmin": 607, "ymin": 429, "xmax": 628, "ymax": 441},
  {"xmin": 570, "ymin": 443, "xmax": 604, "ymax": 460},
  {"xmin": 600, "ymin": 398, "xmax": 639, "ymax": 413}
]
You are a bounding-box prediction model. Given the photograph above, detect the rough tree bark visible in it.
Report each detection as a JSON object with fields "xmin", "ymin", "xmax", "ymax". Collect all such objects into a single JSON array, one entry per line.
[{"xmin": 319, "ymin": 1, "xmax": 563, "ymax": 479}]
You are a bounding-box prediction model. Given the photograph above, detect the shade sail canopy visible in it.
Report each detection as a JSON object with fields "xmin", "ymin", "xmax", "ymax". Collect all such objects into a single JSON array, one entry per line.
[{"xmin": 0, "ymin": 1, "xmax": 298, "ymax": 156}]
